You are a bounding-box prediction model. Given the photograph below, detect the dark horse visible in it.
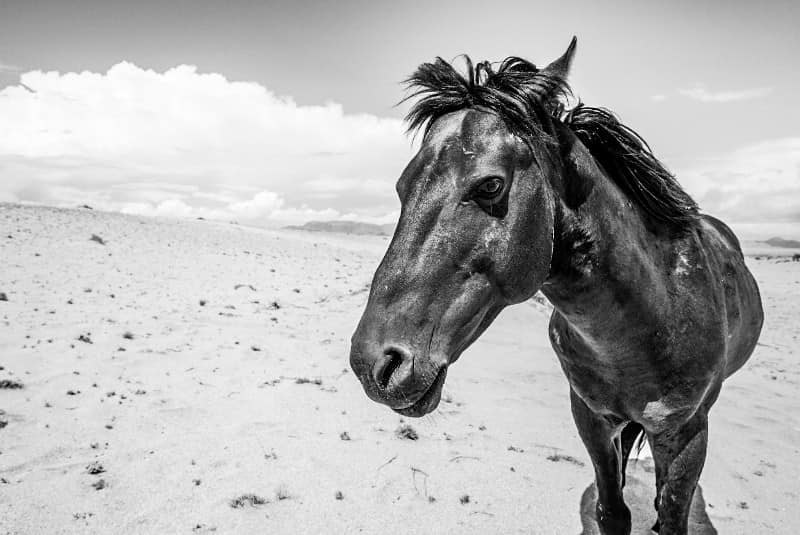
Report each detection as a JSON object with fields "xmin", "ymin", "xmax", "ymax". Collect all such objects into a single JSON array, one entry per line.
[{"xmin": 349, "ymin": 38, "xmax": 763, "ymax": 535}]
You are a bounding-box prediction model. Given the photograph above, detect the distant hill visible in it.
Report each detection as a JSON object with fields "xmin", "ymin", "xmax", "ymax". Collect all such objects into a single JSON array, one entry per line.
[
  {"xmin": 285, "ymin": 220, "xmax": 395, "ymax": 236},
  {"xmin": 763, "ymin": 237, "xmax": 800, "ymax": 249}
]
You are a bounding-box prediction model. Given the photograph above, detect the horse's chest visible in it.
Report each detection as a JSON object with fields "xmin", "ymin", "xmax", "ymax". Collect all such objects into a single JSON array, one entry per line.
[
  {"xmin": 549, "ymin": 326, "xmax": 637, "ymax": 413},
  {"xmin": 548, "ymin": 314, "xmax": 679, "ymax": 416},
  {"xmin": 548, "ymin": 314, "xmax": 722, "ymax": 426}
]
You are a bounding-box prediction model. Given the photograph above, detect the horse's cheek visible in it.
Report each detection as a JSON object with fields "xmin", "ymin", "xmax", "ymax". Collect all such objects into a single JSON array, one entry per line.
[{"xmin": 497, "ymin": 221, "xmax": 552, "ymax": 303}]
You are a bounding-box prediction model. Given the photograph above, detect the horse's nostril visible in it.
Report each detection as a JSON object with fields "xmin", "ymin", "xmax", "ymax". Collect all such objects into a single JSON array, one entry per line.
[{"xmin": 376, "ymin": 348, "xmax": 406, "ymax": 389}]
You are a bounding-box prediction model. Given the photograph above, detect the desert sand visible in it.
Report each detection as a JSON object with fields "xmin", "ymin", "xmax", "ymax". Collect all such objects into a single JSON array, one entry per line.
[{"xmin": 1, "ymin": 203, "xmax": 797, "ymax": 534}]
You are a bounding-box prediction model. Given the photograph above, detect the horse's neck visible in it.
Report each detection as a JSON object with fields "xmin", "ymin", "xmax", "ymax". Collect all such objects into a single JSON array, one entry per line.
[{"xmin": 541, "ymin": 142, "xmax": 670, "ymax": 341}]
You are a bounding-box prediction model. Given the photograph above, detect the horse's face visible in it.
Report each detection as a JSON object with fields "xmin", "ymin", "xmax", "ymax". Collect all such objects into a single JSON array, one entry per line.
[{"xmin": 350, "ymin": 108, "xmax": 555, "ymax": 416}]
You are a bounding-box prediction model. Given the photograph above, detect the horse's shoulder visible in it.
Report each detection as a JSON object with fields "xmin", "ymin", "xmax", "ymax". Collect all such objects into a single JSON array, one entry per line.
[{"xmin": 661, "ymin": 214, "xmax": 744, "ymax": 280}]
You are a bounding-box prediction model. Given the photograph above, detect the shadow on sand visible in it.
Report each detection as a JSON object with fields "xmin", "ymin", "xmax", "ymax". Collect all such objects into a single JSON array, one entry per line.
[{"xmin": 579, "ymin": 458, "xmax": 717, "ymax": 535}]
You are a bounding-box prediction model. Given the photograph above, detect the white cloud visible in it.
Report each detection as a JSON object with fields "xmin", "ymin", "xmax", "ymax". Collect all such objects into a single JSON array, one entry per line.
[
  {"xmin": 227, "ymin": 190, "xmax": 284, "ymax": 219},
  {"xmin": 0, "ymin": 62, "xmax": 411, "ymax": 224},
  {"xmin": 677, "ymin": 84, "xmax": 772, "ymax": 103},
  {"xmin": 4, "ymin": 62, "xmax": 790, "ymax": 233},
  {"xmin": 678, "ymin": 137, "xmax": 800, "ymax": 226},
  {"xmin": 650, "ymin": 94, "xmax": 667, "ymax": 102}
]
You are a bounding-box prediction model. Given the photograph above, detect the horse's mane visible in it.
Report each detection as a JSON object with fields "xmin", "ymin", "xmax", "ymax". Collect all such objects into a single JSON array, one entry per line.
[{"xmin": 403, "ymin": 56, "xmax": 699, "ymax": 232}]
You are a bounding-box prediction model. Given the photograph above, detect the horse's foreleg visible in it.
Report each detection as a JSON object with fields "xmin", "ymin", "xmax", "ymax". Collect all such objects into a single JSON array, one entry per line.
[
  {"xmin": 648, "ymin": 412, "xmax": 708, "ymax": 535},
  {"xmin": 570, "ymin": 389, "xmax": 631, "ymax": 535}
]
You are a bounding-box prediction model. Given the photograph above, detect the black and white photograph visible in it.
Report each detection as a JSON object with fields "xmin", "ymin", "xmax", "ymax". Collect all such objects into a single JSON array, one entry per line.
[{"xmin": 0, "ymin": 1, "xmax": 798, "ymax": 533}]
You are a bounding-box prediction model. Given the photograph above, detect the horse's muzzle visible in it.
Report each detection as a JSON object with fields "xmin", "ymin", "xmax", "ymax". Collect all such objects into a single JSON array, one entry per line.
[{"xmin": 349, "ymin": 338, "xmax": 447, "ymax": 417}]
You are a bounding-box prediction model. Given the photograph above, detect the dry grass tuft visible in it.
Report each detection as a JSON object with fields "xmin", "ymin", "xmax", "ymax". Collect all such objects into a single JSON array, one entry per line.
[
  {"xmin": 546, "ymin": 453, "xmax": 585, "ymax": 466},
  {"xmin": 275, "ymin": 484, "xmax": 292, "ymax": 501}
]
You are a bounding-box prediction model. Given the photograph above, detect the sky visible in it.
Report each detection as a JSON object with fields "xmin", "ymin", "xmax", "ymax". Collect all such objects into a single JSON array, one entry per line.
[{"xmin": 0, "ymin": 0, "xmax": 798, "ymax": 237}]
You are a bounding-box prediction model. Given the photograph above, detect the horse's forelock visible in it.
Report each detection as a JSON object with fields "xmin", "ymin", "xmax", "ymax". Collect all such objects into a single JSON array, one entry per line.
[{"xmin": 402, "ymin": 55, "xmax": 567, "ymax": 145}]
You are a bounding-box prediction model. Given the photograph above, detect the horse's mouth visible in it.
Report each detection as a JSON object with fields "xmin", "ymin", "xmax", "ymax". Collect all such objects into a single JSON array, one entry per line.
[{"xmin": 392, "ymin": 367, "xmax": 448, "ymax": 418}]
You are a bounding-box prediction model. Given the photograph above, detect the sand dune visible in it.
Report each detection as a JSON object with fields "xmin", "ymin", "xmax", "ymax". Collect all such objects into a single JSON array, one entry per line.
[{"xmin": 0, "ymin": 203, "xmax": 797, "ymax": 534}]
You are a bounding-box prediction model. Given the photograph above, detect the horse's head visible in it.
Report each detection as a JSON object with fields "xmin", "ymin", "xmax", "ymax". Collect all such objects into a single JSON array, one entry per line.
[{"xmin": 350, "ymin": 39, "xmax": 577, "ymax": 416}]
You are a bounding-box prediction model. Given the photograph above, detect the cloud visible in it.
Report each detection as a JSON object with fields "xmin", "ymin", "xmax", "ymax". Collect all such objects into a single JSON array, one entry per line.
[
  {"xmin": 4, "ymin": 62, "xmax": 790, "ymax": 233},
  {"xmin": 650, "ymin": 94, "xmax": 667, "ymax": 102},
  {"xmin": 678, "ymin": 137, "xmax": 800, "ymax": 226},
  {"xmin": 677, "ymin": 84, "xmax": 773, "ymax": 103},
  {"xmin": 0, "ymin": 62, "xmax": 412, "ymax": 224}
]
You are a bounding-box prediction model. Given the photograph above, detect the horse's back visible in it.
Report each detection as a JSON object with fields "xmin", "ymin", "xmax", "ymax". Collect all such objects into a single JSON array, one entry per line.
[{"xmin": 697, "ymin": 214, "xmax": 763, "ymax": 377}]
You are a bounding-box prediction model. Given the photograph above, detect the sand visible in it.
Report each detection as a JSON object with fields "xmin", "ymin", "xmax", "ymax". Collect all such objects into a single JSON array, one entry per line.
[{"xmin": 0, "ymin": 203, "xmax": 797, "ymax": 534}]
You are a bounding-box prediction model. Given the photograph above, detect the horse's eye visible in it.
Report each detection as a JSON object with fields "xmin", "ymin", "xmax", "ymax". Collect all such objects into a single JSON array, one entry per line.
[{"xmin": 474, "ymin": 177, "xmax": 505, "ymax": 200}]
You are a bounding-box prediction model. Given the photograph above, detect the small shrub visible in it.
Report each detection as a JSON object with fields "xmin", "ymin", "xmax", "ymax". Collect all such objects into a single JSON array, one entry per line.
[
  {"xmin": 395, "ymin": 424, "xmax": 419, "ymax": 440},
  {"xmin": 86, "ymin": 461, "xmax": 105, "ymax": 475},
  {"xmin": 229, "ymin": 494, "xmax": 268, "ymax": 508},
  {"xmin": 295, "ymin": 377, "xmax": 322, "ymax": 385}
]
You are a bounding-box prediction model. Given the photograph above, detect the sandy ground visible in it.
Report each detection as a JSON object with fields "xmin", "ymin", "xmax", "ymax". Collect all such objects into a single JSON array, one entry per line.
[{"xmin": 0, "ymin": 203, "xmax": 797, "ymax": 534}]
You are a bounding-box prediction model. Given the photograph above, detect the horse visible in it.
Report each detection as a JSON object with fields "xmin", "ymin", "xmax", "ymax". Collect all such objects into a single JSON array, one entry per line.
[{"xmin": 349, "ymin": 37, "xmax": 764, "ymax": 535}]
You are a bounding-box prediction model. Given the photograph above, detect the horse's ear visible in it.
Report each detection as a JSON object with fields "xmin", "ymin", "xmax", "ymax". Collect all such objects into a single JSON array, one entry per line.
[{"xmin": 541, "ymin": 36, "xmax": 577, "ymax": 81}]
